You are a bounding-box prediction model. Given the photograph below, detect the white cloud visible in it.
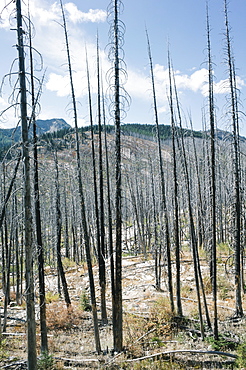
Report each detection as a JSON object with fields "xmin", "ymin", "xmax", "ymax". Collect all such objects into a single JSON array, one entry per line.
[
  {"xmin": 64, "ymin": 3, "xmax": 107, "ymax": 24},
  {"xmin": 46, "ymin": 73, "xmax": 70, "ymax": 97},
  {"xmin": 0, "ymin": 0, "xmax": 15, "ymax": 29},
  {"xmin": 152, "ymin": 64, "xmax": 245, "ymax": 98},
  {"xmin": 153, "ymin": 65, "xmax": 208, "ymax": 93},
  {"xmin": 213, "ymin": 76, "xmax": 245, "ymax": 95},
  {"xmin": 126, "ymin": 69, "xmax": 151, "ymax": 100},
  {"xmin": 29, "ymin": 1, "xmax": 61, "ymax": 25}
]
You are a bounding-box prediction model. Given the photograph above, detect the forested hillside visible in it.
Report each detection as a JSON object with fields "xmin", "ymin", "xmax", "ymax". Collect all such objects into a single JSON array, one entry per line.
[
  {"xmin": 0, "ymin": 118, "xmax": 70, "ymax": 158},
  {"xmin": 1, "ymin": 125, "xmax": 246, "ymax": 368}
]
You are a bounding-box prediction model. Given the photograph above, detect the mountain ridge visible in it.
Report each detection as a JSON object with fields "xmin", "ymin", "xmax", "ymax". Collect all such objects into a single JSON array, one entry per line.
[
  {"xmin": 0, "ymin": 118, "xmax": 71, "ymax": 145},
  {"xmin": 0, "ymin": 119, "xmax": 245, "ymax": 159}
]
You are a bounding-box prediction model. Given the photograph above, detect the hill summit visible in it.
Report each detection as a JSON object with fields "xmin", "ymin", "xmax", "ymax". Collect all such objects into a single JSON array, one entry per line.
[{"xmin": 0, "ymin": 118, "xmax": 71, "ymax": 147}]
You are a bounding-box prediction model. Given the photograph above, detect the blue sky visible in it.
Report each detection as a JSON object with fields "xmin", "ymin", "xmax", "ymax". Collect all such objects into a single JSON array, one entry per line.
[{"xmin": 0, "ymin": 0, "xmax": 245, "ymax": 135}]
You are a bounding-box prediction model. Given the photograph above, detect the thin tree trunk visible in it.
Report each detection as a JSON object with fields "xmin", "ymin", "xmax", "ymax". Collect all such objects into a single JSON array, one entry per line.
[
  {"xmin": 0, "ymin": 156, "xmax": 21, "ymax": 231},
  {"xmin": 16, "ymin": 0, "xmax": 37, "ymax": 367},
  {"xmin": 59, "ymin": 0, "xmax": 101, "ymax": 352},
  {"xmin": 54, "ymin": 150, "xmax": 71, "ymax": 307},
  {"xmin": 168, "ymin": 50, "xmax": 182, "ymax": 316},
  {"xmin": 3, "ymin": 231, "xmax": 11, "ymax": 332},
  {"xmin": 96, "ymin": 37, "xmax": 107, "ymax": 324},
  {"xmin": 224, "ymin": 0, "xmax": 243, "ymax": 317},
  {"xmin": 29, "ymin": 12, "xmax": 48, "ymax": 351},
  {"xmin": 102, "ymin": 82, "xmax": 116, "ymax": 333},
  {"xmin": 206, "ymin": 5, "xmax": 218, "ymax": 339},
  {"xmin": 111, "ymin": 0, "xmax": 123, "ymax": 351},
  {"xmin": 149, "ymin": 158, "xmax": 161, "ymax": 290},
  {"xmin": 170, "ymin": 61, "xmax": 208, "ymax": 338},
  {"xmin": 146, "ymin": 30, "xmax": 174, "ymax": 312},
  {"xmin": 14, "ymin": 191, "xmax": 21, "ymax": 305}
]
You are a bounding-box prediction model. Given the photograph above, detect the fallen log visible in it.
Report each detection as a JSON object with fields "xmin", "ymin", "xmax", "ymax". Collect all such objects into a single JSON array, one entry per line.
[{"xmin": 125, "ymin": 349, "xmax": 237, "ymax": 362}]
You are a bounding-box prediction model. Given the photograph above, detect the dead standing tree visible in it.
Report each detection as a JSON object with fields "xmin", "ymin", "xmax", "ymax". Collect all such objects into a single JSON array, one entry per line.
[
  {"xmin": 167, "ymin": 49, "xmax": 182, "ymax": 317},
  {"xmin": 206, "ymin": 4, "xmax": 218, "ymax": 339},
  {"xmin": 16, "ymin": 0, "xmax": 37, "ymax": 368},
  {"xmin": 224, "ymin": 0, "xmax": 243, "ymax": 317},
  {"xmin": 96, "ymin": 37, "xmax": 108, "ymax": 324},
  {"xmin": 107, "ymin": 0, "xmax": 130, "ymax": 352},
  {"xmin": 59, "ymin": 0, "xmax": 101, "ymax": 352},
  {"xmin": 27, "ymin": 9, "xmax": 48, "ymax": 352},
  {"xmin": 146, "ymin": 30, "xmax": 174, "ymax": 311}
]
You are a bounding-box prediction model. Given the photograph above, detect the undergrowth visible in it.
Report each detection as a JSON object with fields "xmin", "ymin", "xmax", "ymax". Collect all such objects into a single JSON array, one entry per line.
[
  {"xmin": 37, "ymin": 352, "xmax": 65, "ymax": 370},
  {"xmin": 46, "ymin": 301, "xmax": 84, "ymax": 330},
  {"xmin": 205, "ymin": 333, "xmax": 238, "ymax": 351},
  {"xmin": 236, "ymin": 342, "xmax": 246, "ymax": 368},
  {"xmin": 124, "ymin": 297, "xmax": 178, "ymax": 359}
]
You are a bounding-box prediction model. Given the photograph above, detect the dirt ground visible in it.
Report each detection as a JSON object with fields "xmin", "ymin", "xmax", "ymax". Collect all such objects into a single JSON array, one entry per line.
[{"xmin": 1, "ymin": 252, "xmax": 246, "ymax": 369}]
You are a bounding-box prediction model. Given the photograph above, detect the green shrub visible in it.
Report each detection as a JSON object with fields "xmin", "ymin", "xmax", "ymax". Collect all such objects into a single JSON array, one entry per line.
[
  {"xmin": 79, "ymin": 290, "xmax": 91, "ymax": 311},
  {"xmin": 205, "ymin": 334, "xmax": 237, "ymax": 351},
  {"xmin": 236, "ymin": 342, "xmax": 246, "ymax": 368},
  {"xmin": 37, "ymin": 352, "xmax": 54, "ymax": 370}
]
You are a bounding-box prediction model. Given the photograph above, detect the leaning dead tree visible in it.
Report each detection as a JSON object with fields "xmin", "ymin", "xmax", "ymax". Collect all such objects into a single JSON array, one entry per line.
[
  {"xmin": 59, "ymin": 0, "xmax": 101, "ymax": 352},
  {"xmin": 167, "ymin": 49, "xmax": 182, "ymax": 317},
  {"xmin": 146, "ymin": 30, "xmax": 174, "ymax": 312}
]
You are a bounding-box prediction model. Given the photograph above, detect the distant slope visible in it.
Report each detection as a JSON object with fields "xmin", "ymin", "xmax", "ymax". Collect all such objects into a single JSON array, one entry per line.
[
  {"xmin": 78, "ymin": 123, "xmax": 203, "ymax": 141},
  {"xmin": 35, "ymin": 118, "xmax": 71, "ymax": 135},
  {"xmin": 0, "ymin": 118, "xmax": 71, "ymax": 146},
  {"xmin": 1, "ymin": 121, "xmax": 245, "ymax": 160}
]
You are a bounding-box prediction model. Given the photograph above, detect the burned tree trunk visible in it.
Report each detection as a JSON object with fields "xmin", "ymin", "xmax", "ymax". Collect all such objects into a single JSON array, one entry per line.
[{"xmin": 16, "ymin": 0, "xmax": 37, "ymax": 367}]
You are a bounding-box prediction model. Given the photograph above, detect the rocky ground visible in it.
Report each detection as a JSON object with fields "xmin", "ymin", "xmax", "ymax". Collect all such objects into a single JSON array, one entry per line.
[{"xmin": 1, "ymin": 251, "xmax": 246, "ymax": 369}]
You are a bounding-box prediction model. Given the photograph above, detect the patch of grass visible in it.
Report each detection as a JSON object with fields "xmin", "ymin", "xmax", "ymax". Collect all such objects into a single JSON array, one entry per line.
[
  {"xmin": 37, "ymin": 352, "xmax": 54, "ymax": 370},
  {"xmin": 0, "ymin": 338, "xmax": 8, "ymax": 359},
  {"xmin": 151, "ymin": 336, "xmax": 164, "ymax": 347},
  {"xmin": 181, "ymin": 284, "xmax": 193, "ymax": 298},
  {"xmin": 45, "ymin": 291, "xmax": 60, "ymax": 304},
  {"xmin": 217, "ymin": 274, "xmax": 233, "ymax": 300},
  {"xmin": 46, "ymin": 302, "xmax": 84, "ymax": 331},
  {"xmin": 203, "ymin": 275, "xmax": 212, "ymax": 295},
  {"xmin": 147, "ymin": 297, "xmax": 176, "ymax": 339},
  {"xmin": 37, "ymin": 352, "xmax": 65, "ymax": 369},
  {"xmin": 61, "ymin": 257, "xmax": 77, "ymax": 270},
  {"xmin": 217, "ymin": 242, "xmax": 231, "ymax": 256},
  {"xmin": 124, "ymin": 313, "xmax": 147, "ymax": 358},
  {"xmin": 236, "ymin": 342, "xmax": 246, "ymax": 368},
  {"xmin": 205, "ymin": 333, "xmax": 238, "ymax": 351}
]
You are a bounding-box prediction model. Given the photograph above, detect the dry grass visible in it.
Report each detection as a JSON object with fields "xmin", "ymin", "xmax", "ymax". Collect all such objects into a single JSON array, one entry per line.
[
  {"xmin": 123, "ymin": 296, "xmax": 178, "ymax": 359},
  {"xmin": 46, "ymin": 301, "xmax": 84, "ymax": 331}
]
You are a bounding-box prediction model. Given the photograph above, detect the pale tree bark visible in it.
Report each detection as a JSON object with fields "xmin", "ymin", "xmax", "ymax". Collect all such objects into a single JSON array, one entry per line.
[
  {"xmin": 59, "ymin": 0, "xmax": 101, "ymax": 352},
  {"xmin": 54, "ymin": 150, "xmax": 71, "ymax": 307},
  {"xmin": 102, "ymin": 81, "xmax": 116, "ymax": 333},
  {"xmin": 170, "ymin": 61, "xmax": 211, "ymax": 337},
  {"xmin": 146, "ymin": 30, "xmax": 174, "ymax": 312},
  {"xmin": 168, "ymin": 50, "xmax": 182, "ymax": 317},
  {"xmin": 28, "ymin": 12, "xmax": 48, "ymax": 351},
  {"xmin": 224, "ymin": 0, "xmax": 243, "ymax": 317}
]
